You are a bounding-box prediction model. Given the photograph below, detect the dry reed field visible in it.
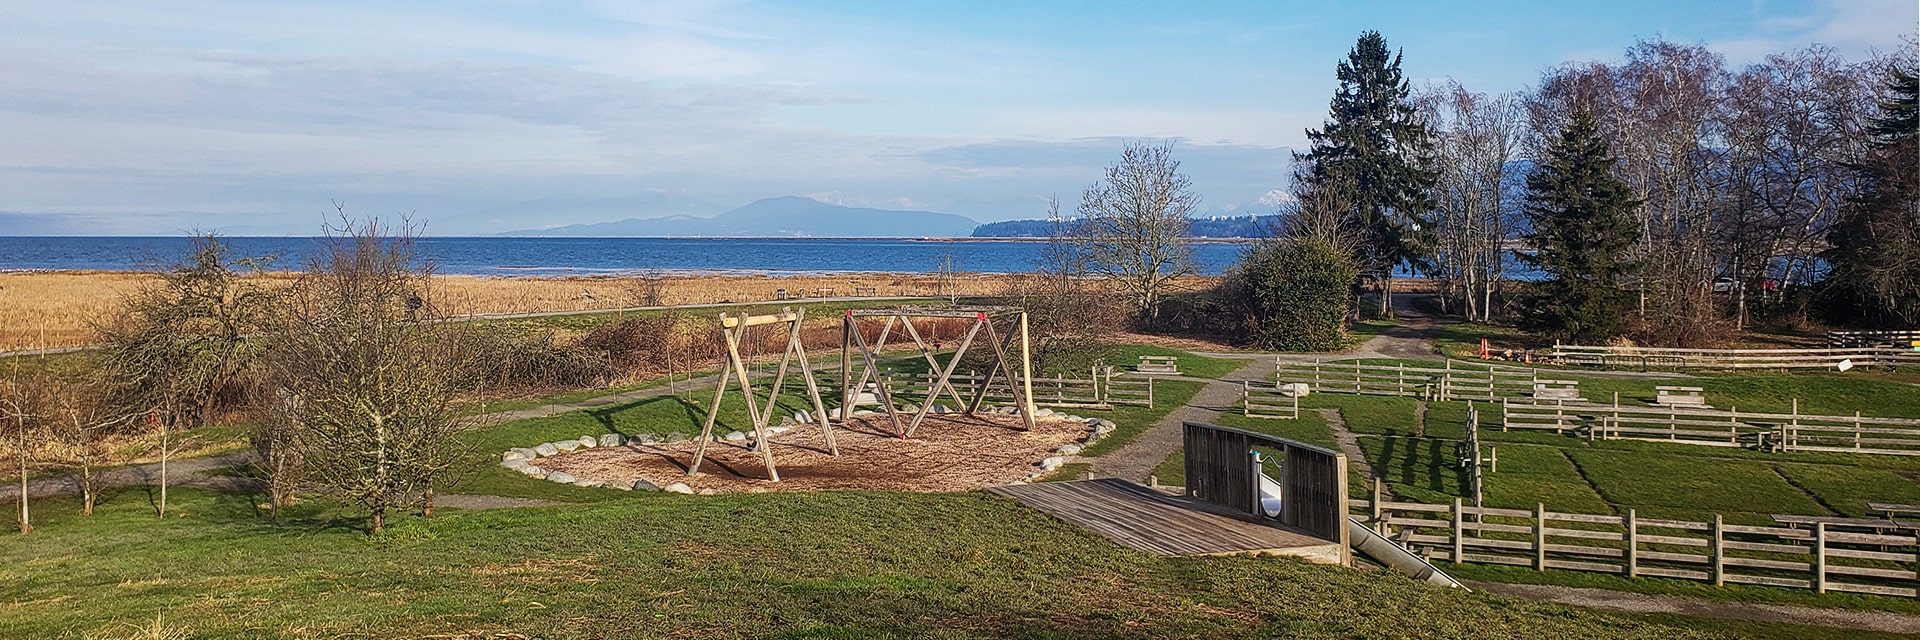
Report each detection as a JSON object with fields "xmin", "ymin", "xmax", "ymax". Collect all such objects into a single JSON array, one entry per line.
[{"xmin": 0, "ymin": 271, "xmax": 1038, "ymax": 352}]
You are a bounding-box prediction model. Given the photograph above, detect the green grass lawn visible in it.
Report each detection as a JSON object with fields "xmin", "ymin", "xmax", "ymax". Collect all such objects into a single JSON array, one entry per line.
[
  {"xmin": 1074, "ymin": 379, "xmax": 1205, "ymax": 457},
  {"xmin": 1096, "ymin": 344, "xmax": 1241, "ymax": 380},
  {"xmin": 0, "ymin": 489, "xmax": 1722, "ymax": 640}
]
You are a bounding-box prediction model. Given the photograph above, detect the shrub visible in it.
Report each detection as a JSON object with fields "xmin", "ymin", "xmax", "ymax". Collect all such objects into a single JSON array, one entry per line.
[{"xmin": 1238, "ymin": 237, "xmax": 1358, "ymax": 352}]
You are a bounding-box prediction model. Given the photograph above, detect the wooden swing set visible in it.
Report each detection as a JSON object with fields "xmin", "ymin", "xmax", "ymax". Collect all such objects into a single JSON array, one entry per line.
[
  {"xmin": 839, "ymin": 307, "xmax": 1036, "ymax": 437},
  {"xmin": 688, "ymin": 307, "xmax": 835, "ymax": 482},
  {"xmin": 688, "ymin": 305, "xmax": 1035, "ymax": 482}
]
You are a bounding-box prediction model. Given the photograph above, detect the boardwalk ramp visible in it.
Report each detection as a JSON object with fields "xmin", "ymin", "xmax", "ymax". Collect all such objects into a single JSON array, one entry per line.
[{"xmin": 989, "ymin": 479, "xmax": 1345, "ymax": 563}]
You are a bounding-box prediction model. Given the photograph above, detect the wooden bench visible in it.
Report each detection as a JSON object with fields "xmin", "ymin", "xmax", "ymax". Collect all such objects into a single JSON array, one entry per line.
[
  {"xmin": 1771, "ymin": 514, "xmax": 1915, "ymax": 532},
  {"xmin": 1136, "ymin": 355, "xmax": 1180, "ymax": 375},
  {"xmin": 1655, "ymin": 386, "xmax": 1707, "ymax": 407},
  {"xmin": 1531, "ymin": 379, "xmax": 1580, "ymax": 401},
  {"xmin": 1870, "ymin": 502, "xmax": 1920, "ymax": 520},
  {"xmin": 853, "ymin": 287, "xmax": 877, "ymax": 297}
]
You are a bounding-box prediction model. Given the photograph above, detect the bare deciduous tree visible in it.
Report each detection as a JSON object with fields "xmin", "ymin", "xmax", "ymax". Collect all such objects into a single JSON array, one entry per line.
[
  {"xmin": 1078, "ymin": 140, "xmax": 1199, "ymax": 323},
  {"xmin": 266, "ymin": 217, "xmax": 474, "ymax": 533},
  {"xmin": 47, "ymin": 378, "xmax": 137, "ymax": 516},
  {"xmin": 1420, "ymin": 81, "xmax": 1524, "ymax": 322},
  {"xmin": 1, "ymin": 368, "xmax": 44, "ymax": 534}
]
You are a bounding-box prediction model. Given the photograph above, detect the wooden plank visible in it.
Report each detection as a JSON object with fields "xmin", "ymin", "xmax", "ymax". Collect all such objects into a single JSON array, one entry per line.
[{"xmin": 989, "ymin": 479, "xmax": 1337, "ymax": 559}]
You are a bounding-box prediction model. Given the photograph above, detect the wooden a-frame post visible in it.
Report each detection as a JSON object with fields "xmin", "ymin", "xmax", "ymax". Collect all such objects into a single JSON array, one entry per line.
[
  {"xmin": 689, "ymin": 307, "xmax": 835, "ymax": 482},
  {"xmin": 840, "ymin": 308, "xmax": 1036, "ymax": 437}
]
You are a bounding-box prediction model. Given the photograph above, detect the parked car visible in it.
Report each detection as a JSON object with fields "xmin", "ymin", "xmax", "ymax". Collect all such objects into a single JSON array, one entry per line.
[{"xmin": 1711, "ymin": 277, "xmax": 1740, "ymax": 294}]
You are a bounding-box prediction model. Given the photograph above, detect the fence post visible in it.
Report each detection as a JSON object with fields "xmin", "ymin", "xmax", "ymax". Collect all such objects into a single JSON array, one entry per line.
[
  {"xmin": 1534, "ymin": 503, "xmax": 1547, "ymax": 570},
  {"xmin": 1397, "ymin": 363, "xmax": 1405, "ymax": 396},
  {"xmin": 1625, "ymin": 508, "xmax": 1639, "ymax": 578},
  {"xmin": 1452, "ymin": 497, "xmax": 1465, "ymax": 563},
  {"xmin": 1711, "ymin": 514, "xmax": 1725, "ymax": 586},
  {"xmin": 1855, "ymin": 411, "xmax": 1864, "ymax": 451},
  {"xmin": 1147, "ymin": 376, "xmax": 1154, "ymax": 407},
  {"xmin": 1814, "ymin": 522, "xmax": 1828, "ymax": 593},
  {"xmin": 1789, "ymin": 398, "xmax": 1799, "ymax": 452},
  {"xmin": 1372, "ymin": 476, "xmax": 1384, "ymax": 534}
]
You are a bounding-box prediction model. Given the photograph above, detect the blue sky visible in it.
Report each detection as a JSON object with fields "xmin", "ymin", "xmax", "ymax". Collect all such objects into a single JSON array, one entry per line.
[{"xmin": 1, "ymin": 0, "xmax": 1912, "ymax": 235}]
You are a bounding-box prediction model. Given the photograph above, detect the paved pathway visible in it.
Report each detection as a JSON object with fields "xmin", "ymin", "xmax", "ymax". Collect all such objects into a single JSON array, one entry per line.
[
  {"xmin": 1468, "ymin": 580, "xmax": 1920, "ymax": 634},
  {"xmin": 1086, "ymin": 357, "xmax": 1274, "ymax": 482}
]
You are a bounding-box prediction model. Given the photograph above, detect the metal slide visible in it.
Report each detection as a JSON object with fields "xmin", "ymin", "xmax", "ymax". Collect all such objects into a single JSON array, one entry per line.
[
  {"xmin": 1255, "ymin": 472, "xmax": 1465, "ymax": 589},
  {"xmin": 1347, "ymin": 518, "xmax": 1469, "ymax": 589}
]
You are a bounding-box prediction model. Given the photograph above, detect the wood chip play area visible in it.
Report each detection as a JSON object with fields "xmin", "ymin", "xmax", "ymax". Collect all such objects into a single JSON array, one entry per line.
[{"xmin": 532, "ymin": 412, "xmax": 1091, "ymax": 493}]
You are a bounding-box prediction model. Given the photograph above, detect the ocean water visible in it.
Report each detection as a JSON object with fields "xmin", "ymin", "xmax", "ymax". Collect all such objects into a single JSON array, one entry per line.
[{"xmin": 0, "ymin": 237, "xmax": 1257, "ymax": 276}]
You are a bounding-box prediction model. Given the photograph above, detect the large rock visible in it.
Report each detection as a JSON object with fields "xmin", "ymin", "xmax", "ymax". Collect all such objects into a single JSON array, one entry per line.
[
  {"xmin": 502, "ymin": 450, "xmax": 528, "ymax": 462},
  {"xmin": 931, "ymin": 405, "xmax": 949, "ymax": 415},
  {"xmin": 697, "ymin": 488, "xmax": 717, "ymax": 496},
  {"xmin": 545, "ymin": 471, "xmax": 577, "ymax": 484},
  {"xmin": 501, "ymin": 457, "xmax": 528, "ymax": 469},
  {"xmin": 1055, "ymin": 444, "xmax": 1083, "ymax": 456},
  {"xmin": 768, "ymin": 425, "xmax": 792, "ymax": 434},
  {"xmin": 533, "ymin": 443, "xmax": 560, "ymax": 457},
  {"xmin": 572, "ymin": 479, "xmax": 603, "ymax": 488},
  {"xmin": 576, "ymin": 435, "xmax": 598, "ymax": 449},
  {"xmin": 552, "ymin": 440, "xmax": 582, "ymax": 452},
  {"xmin": 723, "ymin": 431, "xmax": 748, "ymax": 442},
  {"xmin": 510, "ymin": 447, "xmax": 541, "ymax": 460},
  {"xmin": 631, "ymin": 433, "xmax": 662, "ymax": 445},
  {"xmin": 662, "ymin": 482, "xmax": 695, "ymax": 494},
  {"xmin": 599, "ymin": 434, "xmax": 624, "ymax": 447},
  {"xmin": 519, "ymin": 465, "xmax": 547, "ymax": 477},
  {"xmin": 853, "ymin": 392, "xmax": 879, "ymax": 405},
  {"xmin": 1033, "ymin": 407, "xmax": 1054, "ymax": 418},
  {"xmin": 1038, "ymin": 456, "xmax": 1066, "ymax": 471},
  {"xmin": 794, "ymin": 411, "xmax": 812, "ymax": 424},
  {"xmin": 664, "ymin": 432, "xmax": 690, "ymax": 444},
  {"xmin": 632, "ymin": 479, "xmax": 661, "ymax": 492},
  {"xmin": 1279, "ymin": 383, "xmax": 1311, "ymax": 398}
]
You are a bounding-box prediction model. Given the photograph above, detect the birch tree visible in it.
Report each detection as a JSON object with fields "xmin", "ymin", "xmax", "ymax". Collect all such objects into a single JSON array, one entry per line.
[{"xmin": 1421, "ymin": 82, "xmax": 1523, "ymax": 321}]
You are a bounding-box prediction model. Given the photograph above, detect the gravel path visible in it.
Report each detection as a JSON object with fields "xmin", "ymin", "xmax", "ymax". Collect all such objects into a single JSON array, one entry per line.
[
  {"xmin": 1468, "ymin": 580, "xmax": 1920, "ymax": 634},
  {"xmin": 1086, "ymin": 357, "xmax": 1274, "ymax": 482}
]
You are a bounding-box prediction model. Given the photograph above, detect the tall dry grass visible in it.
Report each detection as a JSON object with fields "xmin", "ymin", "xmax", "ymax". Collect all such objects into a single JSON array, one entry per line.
[{"xmin": 0, "ymin": 271, "xmax": 1039, "ymax": 351}]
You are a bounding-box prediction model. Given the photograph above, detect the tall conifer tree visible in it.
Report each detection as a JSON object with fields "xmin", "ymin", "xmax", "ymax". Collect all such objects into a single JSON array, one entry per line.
[
  {"xmin": 1519, "ymin": 109, "xmax": 1641, "ymax": 342},
  {"xmin": 1295, "ymin": 31, "xmax": 1436, "ymax": 318},
  {"xmin": 1821, "ymin": 60, "xmax": 1919, "ymax": 327}
]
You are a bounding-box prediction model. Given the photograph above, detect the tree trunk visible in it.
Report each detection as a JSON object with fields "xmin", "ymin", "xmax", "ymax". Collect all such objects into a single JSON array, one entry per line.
[
  {"xmin": 1380, "ymin": 274, "xmax": 1394, "ymax": 318},
  {"xmin": 421, "ymin": 484, "xmax": 435, "ymax": 518},
  {"xmin": 370, "ymin": 503, "xmax": 385, "ymax": 534},
  {"xmin": 80, "ymin": 460, "xmax": 93, "ymax": 516}
]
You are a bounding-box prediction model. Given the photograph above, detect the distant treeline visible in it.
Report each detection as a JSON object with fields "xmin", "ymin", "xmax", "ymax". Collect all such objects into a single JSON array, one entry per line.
[{"xmin": 971, "ymin": 215, "xmax": 1280, "ymax": 239}]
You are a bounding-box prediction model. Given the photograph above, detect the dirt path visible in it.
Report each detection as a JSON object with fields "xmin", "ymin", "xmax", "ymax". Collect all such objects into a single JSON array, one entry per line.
[
  {"xmin": 1468, "ymin": 580, "xmax": 1920, "ymax": 634},
  {"xmin": 1318, "ymin": 408, "xmax": 1393, "ymax": 501},
  {"xmin": 1086, "ymin": 357, "xmax": 1273, "ymax": 482}
]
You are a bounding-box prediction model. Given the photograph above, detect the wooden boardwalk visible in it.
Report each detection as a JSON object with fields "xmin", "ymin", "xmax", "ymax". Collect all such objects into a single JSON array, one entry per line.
[{"xmin": 990, "ymin": 479, "xmax": 1344, "ymax": 563}]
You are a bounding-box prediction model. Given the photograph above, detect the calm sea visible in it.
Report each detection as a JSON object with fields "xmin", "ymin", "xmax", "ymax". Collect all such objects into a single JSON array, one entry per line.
[{"xmin": 0, "ymin": 237, "xmax": 1255, "ymax": 276}]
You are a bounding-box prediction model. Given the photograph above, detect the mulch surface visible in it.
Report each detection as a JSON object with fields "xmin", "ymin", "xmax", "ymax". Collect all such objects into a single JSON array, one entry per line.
[{"xmin": 536, "ymin": 413, "xmax": 1093, "ymax": 493}]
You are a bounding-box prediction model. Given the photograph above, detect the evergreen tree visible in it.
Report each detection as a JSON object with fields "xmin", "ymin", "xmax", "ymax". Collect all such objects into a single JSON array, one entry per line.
[
  {"xmin": 1294, "ymin": 31, "xmax": 1436, "ymax": 318},
  {"xmin": 1518, "ymin": 109, "xmax": 1642, "ymax": 343},
  {"xmin": 1821, "ymin": 60, "xmax": 1919, "ymax": 328}
]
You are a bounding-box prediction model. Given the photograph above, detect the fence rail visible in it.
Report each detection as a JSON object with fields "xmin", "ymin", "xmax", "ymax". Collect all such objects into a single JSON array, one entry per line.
[
  {"xmin": 1358, "ymin": 493, "xmax": 1920, "ymax": 598},
  {"xmin": 1499, "ymin": 399, "xmax": 1920, "ymax": 456},
  {"xmin": 1546, "ymin": 344, "xmax": 1920, "ymax": 371},
  {"xmin": 1829, "ymin": 330, "xmax": 1920, "ymax": 349},
  {"xmin": 1242, "ymin": 381, "xmax": 1301, "ymax": 419},
  {"xmin": 1275, "ymin": 358, "xmax": 1562, "ymax": 402},
  {"xmin": 876, "ymin": 367, "xmax": 1151, "ymax": 410}
]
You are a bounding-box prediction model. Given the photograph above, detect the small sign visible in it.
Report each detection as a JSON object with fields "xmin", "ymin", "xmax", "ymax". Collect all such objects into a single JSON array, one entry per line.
[{"xmin": 1837, "ymin": 359, "xmax": 1854, "ymax": 372}]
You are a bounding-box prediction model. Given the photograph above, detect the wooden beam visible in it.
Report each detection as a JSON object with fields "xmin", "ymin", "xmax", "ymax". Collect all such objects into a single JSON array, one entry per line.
[
  {"xmin": 905, "ymin": 318, "xmax": 983, "ymax": 437},
  {"xmin": 721, "ymin": 311, "xmax": 801, "ymax": 328}
]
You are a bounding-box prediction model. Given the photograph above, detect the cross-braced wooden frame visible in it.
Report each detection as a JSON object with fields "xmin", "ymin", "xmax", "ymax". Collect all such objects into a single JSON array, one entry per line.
[
  {"xmin": 688, "ymin": 307, "xmax": 836, "ymax": 482},
  {"xmin": 839, "ymin": 307, "xmax": 1036, "ymax": 437}
]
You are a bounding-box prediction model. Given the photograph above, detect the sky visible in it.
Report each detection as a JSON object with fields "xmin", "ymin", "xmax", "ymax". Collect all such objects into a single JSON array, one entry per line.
[{"xmin": 0, "ymin": 0, "xmax": 1913, "ymax": 235}]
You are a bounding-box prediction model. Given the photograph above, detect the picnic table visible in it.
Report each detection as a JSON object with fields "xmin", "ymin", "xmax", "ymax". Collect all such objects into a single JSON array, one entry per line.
[
  {"xmin": 1136, "ymin": 355, "xmax": 1180, "ymax": 375},
  {"xmin": 1531, "ymin": 379, "xmax": 1580, "ymax": 401},
  {"xmin": 1870, "ymin": 502, "xmax": 1920, "ymax": 520},
  {"xmin": 1771, "ymin": 514, "xmax": 1918, "ymax": 533},
  {"xmin": 1655, "ymin": 385, "xmax": 1708, "ymax": 407}
]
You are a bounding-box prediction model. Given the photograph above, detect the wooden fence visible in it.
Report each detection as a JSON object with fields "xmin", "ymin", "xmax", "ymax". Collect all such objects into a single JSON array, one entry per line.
[
  {"xmin": 1829, "ymin": 330, "xmax": 1920, "ymax": 349},
  {"xmin": 1184, "ymin": 421, "xmax": 1349, "ymax": 550},
  {"xmin": 1242, "ymin": 381, "xmax": 1301, "ymax": 419},
  {"xmin": 1358, "ymin": 493, "xmax": 1920, "ymax": 598},
  {"xmin": 878, "ymin": 367, "xmax": 1152, "ymax": 410},
  {"xmin": 1546, "ymin": 344, "xmax": 1920, "ymax": 371},
  {"xmin": 1500, "ymin": 399, "xmax": 1920, "ymax": 456},
  {"xmin": 1275, "ymin": 359, "xmax": 1560, "ymax": 402}
]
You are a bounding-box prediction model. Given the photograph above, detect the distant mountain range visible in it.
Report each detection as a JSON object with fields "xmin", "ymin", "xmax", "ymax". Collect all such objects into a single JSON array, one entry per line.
[
  {"xmin": 499, "ymin": 196, "xmax": 979, "ymax": 238},
  {"xmin": 971, "ymin": 215, "xmax": 1282, "ymax": 239}
]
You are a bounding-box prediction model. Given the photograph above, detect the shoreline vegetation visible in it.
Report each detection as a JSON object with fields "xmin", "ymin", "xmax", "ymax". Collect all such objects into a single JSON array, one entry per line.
[{"xmin": 1, "ymin": 270, "xmax": 1238, "ymax": 352}]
